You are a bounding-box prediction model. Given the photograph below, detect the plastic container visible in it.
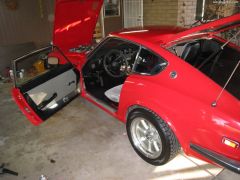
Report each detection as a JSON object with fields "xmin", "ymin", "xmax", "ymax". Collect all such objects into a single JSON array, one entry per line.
[{"xmin": 9, "ymin": 70, "xmax": 14, "ymax": 80}]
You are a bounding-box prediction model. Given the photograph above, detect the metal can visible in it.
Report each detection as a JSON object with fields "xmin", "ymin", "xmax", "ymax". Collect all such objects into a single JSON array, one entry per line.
[
  {"xmin": 9, "ymin": 70, "xmax": 14, "ymax": 80},
  {"xmin": 19, "ymin": 72, "xmax": 23, "ymax": 79},
  {"xmin": 39, "ymin": 174, "xmax": 48, "ymax": 180}
]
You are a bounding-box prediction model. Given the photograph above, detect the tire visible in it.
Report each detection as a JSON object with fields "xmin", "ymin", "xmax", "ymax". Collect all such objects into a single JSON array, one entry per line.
[{"xmin": 126, "ymin": 108, "xmax": 180, "ymax": 165}]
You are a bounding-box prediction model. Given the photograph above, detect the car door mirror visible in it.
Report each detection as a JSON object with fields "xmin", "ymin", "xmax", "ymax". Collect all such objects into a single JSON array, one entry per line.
[{"xmin": 48, "ymin": 57, "xmax": 59, "ymax": 65}]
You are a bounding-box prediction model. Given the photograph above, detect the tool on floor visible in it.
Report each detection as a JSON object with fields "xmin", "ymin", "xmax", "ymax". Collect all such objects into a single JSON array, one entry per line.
[
  {"xmin": 39, "ymin": 174, "xmax": 48, "ymax": 180},
  {"xmin": 0, "ymin": 164, "xmax": 18, "ymax": 176}
]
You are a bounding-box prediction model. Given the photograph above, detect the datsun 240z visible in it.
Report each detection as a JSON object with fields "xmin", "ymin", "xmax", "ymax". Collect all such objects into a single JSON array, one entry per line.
[{"xmin": 11, "ymin": 0, "xmax": 240, "ymax": 174}]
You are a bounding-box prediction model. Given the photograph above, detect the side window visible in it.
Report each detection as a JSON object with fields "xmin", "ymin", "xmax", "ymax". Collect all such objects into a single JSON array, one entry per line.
[
  {"xmin": 84, "ymin": 38, "xmax": 140, "ymax": 76},
  {"xmin": 134, "ymin": 48, "xmax": 167, "ymax": 75},
  {"xmin": 13, "ymin": 47, "xmax": 68, "ymax": 87},
  {"xmin": 88, "ymin": 38, "xmax": 139, "ymax": 60}
]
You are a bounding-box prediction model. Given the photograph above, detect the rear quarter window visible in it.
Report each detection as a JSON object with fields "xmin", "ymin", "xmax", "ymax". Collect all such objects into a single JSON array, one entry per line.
[{"xmin": 133, "ymin": 48, "xmax": 167, "ymax": 75}]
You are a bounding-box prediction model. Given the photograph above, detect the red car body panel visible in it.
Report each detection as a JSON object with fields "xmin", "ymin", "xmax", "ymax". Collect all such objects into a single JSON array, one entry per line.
[
  {"xmin": 53, "ymin": 0, "xmax": 103, "ymax": 50},
  {"xmin": 11, "ymin": 0, "xmax": 240, "ymax": 172},
  {"xmin": 116, "ymin": 49, "xmax": 240, "ymax": 162},
  {"xmin": 12, "ymin": 88, "xmax": 43, "ymax": 126}
]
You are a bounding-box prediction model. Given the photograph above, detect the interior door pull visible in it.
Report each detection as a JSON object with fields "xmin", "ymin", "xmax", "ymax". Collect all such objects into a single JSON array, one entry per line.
[
  {"xmin": 38, "ymin": 93, "xmax": 57, "ymax": 110},
  {"xmin": 68, "ymin": 80, "xmax": 75, "ymax": 86}
]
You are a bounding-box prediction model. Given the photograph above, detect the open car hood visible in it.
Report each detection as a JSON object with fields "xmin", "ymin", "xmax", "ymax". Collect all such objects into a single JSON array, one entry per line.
[
  {"xmin": 53, "ymin": 0, "xmax": 103, "ymax": 50},
  {"xmin": 164, "ymin": 13, "xmax": 240, "ymax": 44}
]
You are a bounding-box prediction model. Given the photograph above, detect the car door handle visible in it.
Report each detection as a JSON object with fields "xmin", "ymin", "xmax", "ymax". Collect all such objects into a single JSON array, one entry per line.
[
  {"xmin": 38, "ymin": 93, "xmax": 57, "ymax": 110},
  {"xmin": 68, "ymin": 80, "xmax": 75, "ymax": 86}
]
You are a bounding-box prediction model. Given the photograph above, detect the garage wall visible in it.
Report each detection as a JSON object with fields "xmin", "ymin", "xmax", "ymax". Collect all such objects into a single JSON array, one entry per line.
[
  {"xmin": 103, "ymin": 0, "xmax": 124, "ymax": 36},
  {"xmin": 204, "ymin": 0, "xmax": 239, "ymax": 18},
  {"xmin": 143, "ymin": 0, "xmax": 239, "ymax": 28},
  {"xmin": 177, "ymin": 0, "xmax": 239, "ymax": 27},
  {"xmin": 0, "ymin": 0, "xmax": 54, "ymax": 46},
  {"xmin": 178, "ymin": 0, "xmax": 197, "ymax": 27},
  {"xmin": 0, "ymin": 42, "xmax": 36, "ymax": 75},
  {"xmin": 143, "ymin": 0, "xmax": 178, "ymax": 26}
]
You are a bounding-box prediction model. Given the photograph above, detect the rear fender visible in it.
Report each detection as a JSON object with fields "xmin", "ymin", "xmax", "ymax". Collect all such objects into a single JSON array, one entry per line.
[{"xmin": 117, "ymin": 82, "xmax": 188, "ymax": 151}]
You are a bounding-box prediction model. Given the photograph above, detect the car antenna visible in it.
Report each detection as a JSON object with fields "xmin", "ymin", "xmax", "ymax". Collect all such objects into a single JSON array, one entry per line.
[
  {"xmin": 212, "ymin": 60, "xmax": 240, "ymax": 107},
  {"xmin": 198, "ymin": 30, "xmax": 240, "ymax": 69},
  {"xmin": 220, "ymin": 30, "xmax": 240, "ymax": 50}
]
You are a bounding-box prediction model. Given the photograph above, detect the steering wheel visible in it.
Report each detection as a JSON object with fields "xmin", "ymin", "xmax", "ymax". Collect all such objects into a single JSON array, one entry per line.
[{"xmin": 103, "ymin": 49, "xmax": 128, "ymax": 78}]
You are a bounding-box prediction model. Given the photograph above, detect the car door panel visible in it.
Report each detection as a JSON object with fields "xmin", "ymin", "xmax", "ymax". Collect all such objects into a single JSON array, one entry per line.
[
  {"xmin": 26, "ymin": 69, "xmax": 77, "ymax": 107},
  {"xmin": 12, "ymin": 46, "xmax": 80, "ymax": 125},
  {"xmin": 24, "ymin": 69, "xmax": 78, "ymax": 119}
]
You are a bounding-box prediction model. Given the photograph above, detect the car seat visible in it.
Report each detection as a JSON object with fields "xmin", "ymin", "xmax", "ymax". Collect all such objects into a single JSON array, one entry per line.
[{"xmin": 104, "ymin": 84, "xmax": 123, "ymax": 103}]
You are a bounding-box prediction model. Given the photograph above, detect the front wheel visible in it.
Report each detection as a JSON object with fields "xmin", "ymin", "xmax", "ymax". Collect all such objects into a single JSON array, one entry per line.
[{"xmin": 126, "ymin": 108, "xmax": 180, "ymax": 165}]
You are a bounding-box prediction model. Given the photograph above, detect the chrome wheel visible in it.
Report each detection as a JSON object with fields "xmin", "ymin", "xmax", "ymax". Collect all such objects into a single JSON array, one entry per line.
[{"xmin": 130, "ymin": 117, "xmax": 162, "ymax": 159}]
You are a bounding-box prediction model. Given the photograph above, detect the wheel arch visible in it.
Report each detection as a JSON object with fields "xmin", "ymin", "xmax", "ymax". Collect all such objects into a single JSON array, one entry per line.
[{"xmin": 125, "ymin": 104, "xmax": 186, "ymax": 151}]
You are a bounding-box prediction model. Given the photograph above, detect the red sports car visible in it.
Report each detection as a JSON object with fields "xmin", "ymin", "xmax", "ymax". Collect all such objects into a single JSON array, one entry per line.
[{"xmin": 11, "ymin": 0, "xmax": 240, "ymax": 174}]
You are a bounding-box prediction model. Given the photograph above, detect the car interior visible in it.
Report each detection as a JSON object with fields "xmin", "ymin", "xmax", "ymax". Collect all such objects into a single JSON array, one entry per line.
[
  {"xmin": 83, "ymin": 35, "xmax": 240, "ymax": 111},
  {"xmin": 82, "ymin": 38, "xmax": 167, "ymax": 110},
  {"xmin": 82, "ymin": 38, "xmax": 139, "ymax": 109},
  {"xmin": 170, "ymin": 38, "xmax": 240, "ymax": 100}
]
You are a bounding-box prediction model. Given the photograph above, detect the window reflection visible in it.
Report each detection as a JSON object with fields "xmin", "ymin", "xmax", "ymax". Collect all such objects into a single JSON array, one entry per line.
[{"xmin": 104, "ymin": 0, "xmax": 120, "ymax": 17}]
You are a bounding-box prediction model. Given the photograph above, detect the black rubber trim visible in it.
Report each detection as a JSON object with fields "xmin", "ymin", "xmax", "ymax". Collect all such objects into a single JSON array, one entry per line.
[
  {"xmin": 190, "ymin": 143, "xmax": 240, "ymax": 174},
  {"xmin": 38, "ymin": 93, "xmax": 57, "ymax": 110},
  {"xmin": 19, "ymin": 63, "xmax": 73, "ymax": 93},
  {"xmin": 19, "ymin": 64, "xmax": 80, "ymax": 121},
  {"xmin": 23, "ymin": 91, "xmax": 78, "ymax": 121}
]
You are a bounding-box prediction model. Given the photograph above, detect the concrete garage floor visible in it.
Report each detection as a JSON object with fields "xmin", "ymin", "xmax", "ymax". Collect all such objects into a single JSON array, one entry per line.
[{"xmin": 0, "ymin": 83, "xmax": 240, "ymax": 180}]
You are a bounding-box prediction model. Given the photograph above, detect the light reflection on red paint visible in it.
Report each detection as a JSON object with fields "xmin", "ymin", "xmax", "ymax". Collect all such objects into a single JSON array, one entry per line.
[
  {"xmin": 84, "ymin": 17, "xmax": 91, "ymax": 22},
  {"xmin": 55, "ymin": 20, "xmax": 82, "ymax": 33},
  {"xmin": 212, "ymin": 116, "xmax": 227, "ymax": 126}
]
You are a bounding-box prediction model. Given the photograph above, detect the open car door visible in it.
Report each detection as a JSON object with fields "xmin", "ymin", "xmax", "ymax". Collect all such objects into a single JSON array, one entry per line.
[
  {"xmin": 11, "ymin": 0, "xmax": 103, "ymax": 126},
  {"xmin": 11, "ymin": 46, "xmax": 80, "ymax": 125}
]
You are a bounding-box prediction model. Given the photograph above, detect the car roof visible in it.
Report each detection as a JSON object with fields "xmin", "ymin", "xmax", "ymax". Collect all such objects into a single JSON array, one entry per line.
[
  {"xmin": 110, "ymin": 14, "xmax": 240, "ymax": 46},
  {"xmin": 110, "ymin": 26, "xmax": 187, "ymax": 45}
]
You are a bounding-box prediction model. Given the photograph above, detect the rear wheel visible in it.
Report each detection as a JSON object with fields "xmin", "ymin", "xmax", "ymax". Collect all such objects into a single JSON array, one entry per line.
[{"xmin": 126, "ymin": 108, "xmax": 180, "ymax": 165}]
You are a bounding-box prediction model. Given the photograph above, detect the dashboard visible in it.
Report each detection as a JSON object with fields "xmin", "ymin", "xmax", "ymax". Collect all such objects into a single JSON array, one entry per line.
[{"xmin": 88, "ymin": 47, "xmax": 138, "ymax": 73}]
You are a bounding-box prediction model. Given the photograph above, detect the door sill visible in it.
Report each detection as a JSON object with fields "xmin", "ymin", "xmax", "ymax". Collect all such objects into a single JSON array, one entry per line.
[{"xmin": 84, "ymin": 92, "xmax": 117, "ymax": 114}]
